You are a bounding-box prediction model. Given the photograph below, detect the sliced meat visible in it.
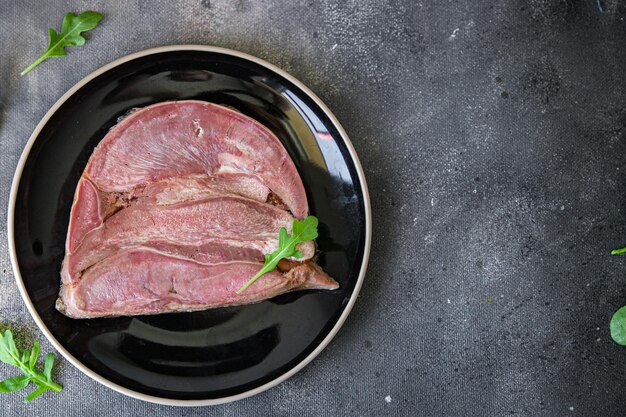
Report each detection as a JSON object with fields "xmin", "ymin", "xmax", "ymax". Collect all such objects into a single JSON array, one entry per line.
[
  {"xmin": 57, "ymin": 249, "xmax": 338, "ymax": 318},
  {"xmin": 68, "ymin": 173, "xmax": 271, "ymax": 253},
  {"xmin": 58, "ymin": 100, "xmax": 337, "ymax": 319},
  {"xmin": 84, "ymin": 100, "xmax": 308, "ymax": 219},
  {"xmin": 62, "ymin": 195, "xmax": 315, "ymax": 284},
  {"xmin": 66, "ymin": 179, "xmax": 104, "ymax": 254},
  {"xmin": 137, "ymin": 173, "xmax": 270, "ymax": 206}
]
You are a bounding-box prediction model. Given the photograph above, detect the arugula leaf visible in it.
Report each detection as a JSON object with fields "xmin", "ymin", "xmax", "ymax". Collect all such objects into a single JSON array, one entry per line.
[
  {"xmin": 612, "ymin": 246, "xmax": 626, "ymax": 255},
  {"xmin": 1, "ymin": 331, "xmax": 19, "ymax": 366},
  {"xmin": 29, "ymin": 341, "xmax": 39, "ymax": 371},
  {"xmin": 24, "ymin": 385, "xmax": 48, "ymax": 403},
  {"xmin": 0, "ymin": 376, "xmax": 30, "ymax": 392},
  {"xmin": 236, "ymin": 215, "xmax": 319, "ymax": 294},
  {"xmin": 610, "ymin": 246, "xmax": 626, "ymax": 345},
  {"xmin": 43, "ymin": 354, "xmax": 54, "ymax": 381},
  {"xmin": 21, "ymin": 11, "xmax": 103, "ymax": 75},
  {"xmin": 0, "ymin": 330, "xmax": 62, "ymax": 402},
  {"xmin": 611, "ymin": 305, "xmax": 626, "ymax": 345}
]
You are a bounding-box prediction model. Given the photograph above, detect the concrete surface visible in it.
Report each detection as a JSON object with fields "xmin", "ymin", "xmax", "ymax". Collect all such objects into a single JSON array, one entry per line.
[{"xmin": 0, "ymin": 0, "xmax": 625, "ymax": 415}]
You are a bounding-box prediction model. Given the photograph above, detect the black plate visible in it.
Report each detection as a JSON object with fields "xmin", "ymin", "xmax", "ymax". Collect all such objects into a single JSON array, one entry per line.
[{"xmin": 8, "ymin": 46, "xmax": 369, "ymax": 404}]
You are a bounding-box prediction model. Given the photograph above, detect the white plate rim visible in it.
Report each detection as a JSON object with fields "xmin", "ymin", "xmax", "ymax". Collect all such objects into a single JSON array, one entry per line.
[{"xmin": 7, "ymin": 45, "xmax": 372, "ymax": 406}]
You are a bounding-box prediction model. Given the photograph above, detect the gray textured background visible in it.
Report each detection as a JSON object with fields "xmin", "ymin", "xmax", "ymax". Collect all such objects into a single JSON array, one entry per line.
[{"xmin": 1, "ymin": 0, "xmax": 626, "ymax": 415}]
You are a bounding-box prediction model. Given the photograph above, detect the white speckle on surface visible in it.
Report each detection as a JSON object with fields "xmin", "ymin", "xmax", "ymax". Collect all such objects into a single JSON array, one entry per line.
[
  {"xmin": 424, "ymin": 234, "xmax": 435, "ymax": 244},
  {"xmin": 447, "ymin": 299, "xmax": 451, "ymax": 304},
  {"xmin": 569, "ymin": 406, "xmax": 574, "ymax": 411},
  {"xmin": 431, "ymin": 197, "xmax": 435, "ymax": 206},
  {"xmin": 596, "ymin": 338, "xmax": 601, "ymax": 342},
  {"xmin": 385, "ymin": 395, "xmax": 392, "ymax": 403},
  {"xmin": 331, "ymin": 43, "xmax": 338, "ymax": 50},
  {"xmin": 448, "ymin": 21, "xmax": 474, "ymax": 41},
  {"xmin": 473, "ymin": 188, "xmax": 477, "ymax": 194},
  {"xmin": 597, "ymin": 327, "xmax": 600, "ymax": 331},
  {"xmin": 560, "ymin": 205, "xmax": 565, "ymax": 210}
]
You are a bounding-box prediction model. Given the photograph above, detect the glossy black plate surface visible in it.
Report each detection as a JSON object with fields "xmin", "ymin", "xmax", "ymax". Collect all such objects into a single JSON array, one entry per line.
[{"xmin": 11, "ymin": 47, "xmax": 367, "ymax": 402}]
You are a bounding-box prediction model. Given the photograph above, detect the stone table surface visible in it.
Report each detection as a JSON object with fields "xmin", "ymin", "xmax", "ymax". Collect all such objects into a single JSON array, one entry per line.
[{"xmin": 1, "ymin": 1, "xmax": 626, "ymax": 416}]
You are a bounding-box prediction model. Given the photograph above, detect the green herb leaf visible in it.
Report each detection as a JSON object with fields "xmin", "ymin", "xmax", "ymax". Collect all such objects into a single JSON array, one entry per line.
[
  {"xmin": 0, "ymin": 330, "xmax": 63, "ymax": 402},
  {"xmin": 0, "ymin": 331, "xmax": 19, "ymax": 366},
  {"xmin": 20, "ymin": 350, "xmax": 29, "ymax": 366},
  {"xmin": 29, "ymin": 341, "xmax": 39, "ymax": 371},
  {"xmin": 21, "ymin": 11, "xmax": 103, "ymax": 75},
  {"xmin": 612, "ymin": 246, "xmax": 626, "ymax": 255},
  {"xmin": 43, "ymin": 353, "xmax": 54, "ymax": 381},
  {"xmin": 24, "ymin": 384, "xmax": 47, "ymax": 403},
  {"xmin": 236, "ymin": 215, "xmax": 319, "ymax": 294},
  {"xmin": 0, "ymin": 376, "xmax": 31, "ymax": 393},
  {"xmin": 611, "ymin": 305, "xmax": 626, "ymax": 345}
]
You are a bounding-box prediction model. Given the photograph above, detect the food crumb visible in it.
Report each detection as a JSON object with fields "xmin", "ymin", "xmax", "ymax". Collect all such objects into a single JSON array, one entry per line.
[
  {"xmin": 487, "ymin": 298, "xmax": 493, "ymax": 303},
  {"xmin": 385, "ymin": 395, "xmax": 392, "ymax": 403},
  {"xmin": 448, "ymin": 28, "xmax": 460, "ymax": 41},
  {"xmin": 569, "ymin": 406, "xmax": 574, "ymax": 411}
]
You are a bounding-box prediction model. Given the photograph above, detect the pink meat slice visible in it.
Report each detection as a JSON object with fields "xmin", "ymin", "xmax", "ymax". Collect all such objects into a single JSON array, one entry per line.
[
  {"xmin": 58, "ymin": 100, "xmax": 337, "ymax": 319},
  {"xmin": 57, "ymin": 249, "xmax": 338, "ymax": 319},
  {"xmin": 136, "ymin": 173, "xmax": 270, "ymax": 206},
  {"xmin": 62, "ymin": 195, "xmax": 315, "ymax": 284},
  {"xmin": 66, "ymin": 174, "xmax": 271, "ymax": 254},
  {"xmin": 84, "ymin": 100, "xmax": 308, "ymax": 218}
]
